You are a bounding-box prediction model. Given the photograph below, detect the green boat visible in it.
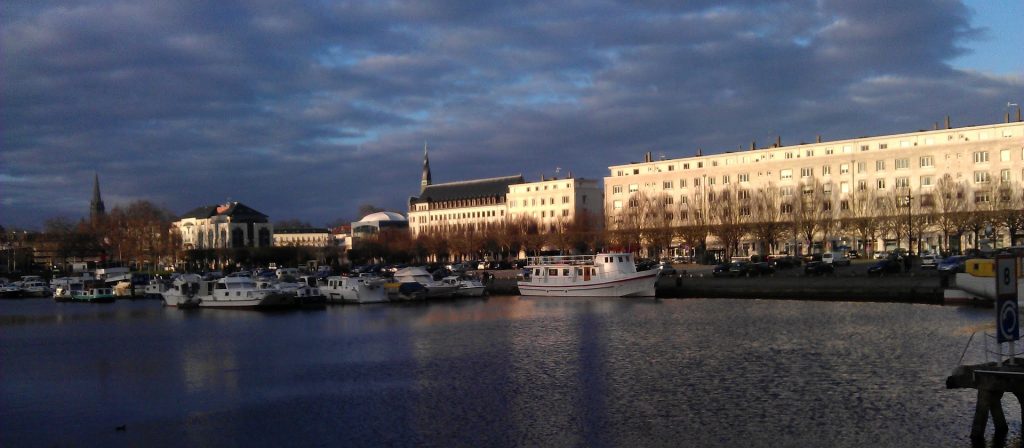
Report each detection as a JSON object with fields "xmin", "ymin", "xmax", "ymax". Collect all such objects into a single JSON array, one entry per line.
[{"xmin": 71, "ymin": 286, "xmax": 116, "ymax": 303}]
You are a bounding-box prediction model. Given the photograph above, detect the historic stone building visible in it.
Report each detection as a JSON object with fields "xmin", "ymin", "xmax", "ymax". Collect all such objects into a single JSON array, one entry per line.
[
  {"xmin": 407, "ymin": 146, "xmax": 605, "ymax": 239},
  {"xmin": 407, "ymin": 145, "xmax": 523, "ymax": 237},
  {"xmin": 273, "ymin": 228, "xmax": 332, "ymax": 247},
  {"xmin": 172, "ymin": 202, "xmax": 273, "ymax": 249},
  {"xmin": 604, "ymin": 118, "xmax": 1024, "ymax": 257}
]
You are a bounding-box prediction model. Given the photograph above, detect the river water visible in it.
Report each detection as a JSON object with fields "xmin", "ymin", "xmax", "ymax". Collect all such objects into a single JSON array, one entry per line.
[{"xmin": 0, "ymin": 297, "xmax": 1011, "ymax": 447}]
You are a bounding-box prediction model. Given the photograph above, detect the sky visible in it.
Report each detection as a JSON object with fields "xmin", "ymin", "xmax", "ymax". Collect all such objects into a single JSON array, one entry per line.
[{"xmin": 2, "ymin": 0, "xmax": 1022, "ymax": 230}]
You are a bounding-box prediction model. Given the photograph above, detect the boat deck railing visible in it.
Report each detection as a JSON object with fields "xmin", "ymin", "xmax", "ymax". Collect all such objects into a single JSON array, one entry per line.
[{"xmin": 526, "ymin": 255, "xmax": 596, "ymax": 266}]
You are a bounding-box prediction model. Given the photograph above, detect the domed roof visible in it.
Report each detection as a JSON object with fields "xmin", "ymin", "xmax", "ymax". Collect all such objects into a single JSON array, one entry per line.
[{"xmin": 360, "ymin": 211, "xmax": 407, "ymax": 222}]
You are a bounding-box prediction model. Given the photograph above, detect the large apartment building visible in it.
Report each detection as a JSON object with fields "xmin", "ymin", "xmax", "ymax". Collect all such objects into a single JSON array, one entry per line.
[
  {"xmin": 506, "ymin": 176, "xmax": 603, "ymax": 232},
  {"xmin": 604, "ymin": 119, "xmax": 1024, "ymax": 255}
]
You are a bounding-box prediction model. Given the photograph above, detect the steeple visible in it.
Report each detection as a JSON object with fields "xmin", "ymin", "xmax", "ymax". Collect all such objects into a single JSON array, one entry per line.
[
  {"xmin": 90, "ymin": 173, "xmax": 106, "ymax": 224},
  {"xmin": 420, "ymin": 142, "xmax": 432, "ymax": 193}
]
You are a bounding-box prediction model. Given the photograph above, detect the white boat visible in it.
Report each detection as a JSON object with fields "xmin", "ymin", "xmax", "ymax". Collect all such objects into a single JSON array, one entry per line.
[
  {"xmin": 441, "ymin": 276, "xmax": 487, "ymax": 297},
  {"xmin": 323, "ymin": 275, "xmax": 390, "ymax": 304},
  {"xmin": 143, "ymin": 278, "xmax": 170, "ymax": 299},
  {"xmin": 393, "ymin": 267, "xmax": 458, "ymax": 299},
  {"xmin": 275, "ymin": 277, "xmax": 326, "ymax": 306},
  {"xmin": 161, "ymin": 274, "xmax": 203, "ymax": 308},
  {"xmin": 198, "ymin": 276, "xmax": 297, "ymax": 309},
  {"xmin": 517, "ymin": 253, "xmax": 659, "ymax": 297},
  {"xmin": 20, "ymin": 280, "xmax": 53, "ymax": 298},
  {"xmin": 0, "ymin": 282, "xmax": 24, "ymax": 298}
]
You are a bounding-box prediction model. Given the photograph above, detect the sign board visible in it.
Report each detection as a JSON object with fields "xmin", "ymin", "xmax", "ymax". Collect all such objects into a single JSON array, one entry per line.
[{"xmin": 996, "ymin": 255, "xmax": 1019, "ymax": 343}]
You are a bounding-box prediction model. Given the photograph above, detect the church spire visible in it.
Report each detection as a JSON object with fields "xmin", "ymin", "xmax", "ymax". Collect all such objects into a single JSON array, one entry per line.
[
  {"xmin": 90, "ymin": 172, "xmax": 106, "ymax": 224},
  {"xmin": 420, "ymin": 142, "xmax": 432, "ymax": 193}
]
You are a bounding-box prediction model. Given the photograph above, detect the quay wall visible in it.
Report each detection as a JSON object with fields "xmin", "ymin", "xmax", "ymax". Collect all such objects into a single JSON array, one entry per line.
[{"xmin": 482, "ymin": 272, "xmax": 946, "ymax": 303}]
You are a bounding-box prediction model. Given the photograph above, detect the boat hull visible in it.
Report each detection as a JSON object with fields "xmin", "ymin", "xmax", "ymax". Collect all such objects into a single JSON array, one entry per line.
[
  {"xmin": 198, "ymin": 293, "xmax": 298, "ymax": 309},
  {"xmin": 518, "ymin": 271, "xmax": 657, "ymax": 298}
]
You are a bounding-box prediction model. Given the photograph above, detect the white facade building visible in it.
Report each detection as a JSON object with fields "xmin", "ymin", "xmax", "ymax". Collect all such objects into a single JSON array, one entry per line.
[{"xmin": 172, "ymin": 202, "xmax": 274, "ymax": 250}]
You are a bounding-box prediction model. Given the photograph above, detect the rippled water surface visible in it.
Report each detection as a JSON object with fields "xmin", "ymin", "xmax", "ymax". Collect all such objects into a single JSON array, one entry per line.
[{"xmin": 0, "ymin": 297, "xmax": 1010, "ymax": 446}]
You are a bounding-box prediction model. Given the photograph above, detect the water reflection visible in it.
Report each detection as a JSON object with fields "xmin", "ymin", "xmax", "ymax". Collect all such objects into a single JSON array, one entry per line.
[{"xmin": 0, "ymin": 297, "xmax": 1007, "ymax": 446}]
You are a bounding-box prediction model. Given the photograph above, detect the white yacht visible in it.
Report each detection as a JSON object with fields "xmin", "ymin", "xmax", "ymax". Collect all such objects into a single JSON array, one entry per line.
[
  {"xmin": 20, "ymin": 280, "xmax": 53, "ymax": 298},
  {"xmin": 162, "ymin": 274, "xmax": 203, "ymax": 308},
  {"xmin": 517, "ymin": 253, "xmax": 659, "ymax": 297},
  {"xmin": 323, "ymin": 275, "xmax": 390, "ymax": 304},
  {"xmin": 198, "ymin": 276, "xmax": 297, "ymax": 309},
  {"xmin": 393, "ymin": 267, "xmax": 458, "ymax": 299},
  {"xmin": 441, "ymin": 276, "xmax": 487, "ymax": 297}
]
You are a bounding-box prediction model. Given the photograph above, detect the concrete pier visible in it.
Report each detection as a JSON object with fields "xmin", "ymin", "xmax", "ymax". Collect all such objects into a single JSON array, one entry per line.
[{"xmin": 946, "ymin": 361, "xmax": 1024, "ymax": 443}]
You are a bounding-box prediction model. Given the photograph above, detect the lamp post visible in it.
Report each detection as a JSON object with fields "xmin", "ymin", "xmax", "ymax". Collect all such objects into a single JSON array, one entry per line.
[{"xmin": 905, "ymin": 192, "xmax": 914, "ymax": 255}]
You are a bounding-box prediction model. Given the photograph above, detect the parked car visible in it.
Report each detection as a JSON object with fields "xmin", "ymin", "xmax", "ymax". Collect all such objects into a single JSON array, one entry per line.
[
  {"xmin": 712, "ymin": 263, "xmax": 731, "ymax": 278},
  {"xmin": 847, "ymin": 250, "xmax": 860, "ymax": 259},
  {"xmin": 803, "ymin": 261, "xmax": 835, "ymax": 276},
  {"xmin": 770, "ymin": 255, "xmax": 801, "ymax": 269},
  {"xmin": 750, "ymin": 262, "xmax": 776, "ymax": 276},
  {"xmin": 822, "ymin": 252, "xmax": 851, "ymax": 266},
  {"xmin": 937, "ymin": 255, "xmax": 967, "ymax": 273},
  {"xmin": 657, "ymin": 262, "xmax": 677, "ymax": 276},
  {"xmin": 920, "ymin": 253, "xmax": 941, "ymax": 269},
  {"xmin": 867, "ymin": 259, "xmax": 902, "ymax": 276},
  {"xmin": 728, "ymin": 261, "xmax": 757, "ymax": 277},
  {"xmin": 873, "ymin": 251, "xmax": 888, "ymax": 260}
]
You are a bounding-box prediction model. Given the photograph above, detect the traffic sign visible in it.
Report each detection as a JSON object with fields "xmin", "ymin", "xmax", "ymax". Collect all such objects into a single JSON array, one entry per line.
[{"xmin": 995, "ymin": 255, "xmax": 1019, "ymax": 343}]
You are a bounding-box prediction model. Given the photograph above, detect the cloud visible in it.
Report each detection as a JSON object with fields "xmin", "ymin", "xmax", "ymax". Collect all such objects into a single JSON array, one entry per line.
[{"xmin": 1, "ymin": 0, "xmax": 1020, "ymax": 229}]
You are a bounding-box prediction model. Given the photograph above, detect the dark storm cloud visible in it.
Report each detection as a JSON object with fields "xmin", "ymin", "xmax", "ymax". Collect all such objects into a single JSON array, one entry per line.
[{"xmin": 1, "ymin": 0, "xmax": 1019, "ymax": 228}]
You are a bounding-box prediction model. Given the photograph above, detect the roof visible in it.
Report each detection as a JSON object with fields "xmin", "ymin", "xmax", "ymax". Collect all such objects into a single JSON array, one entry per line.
[
  {"xmin": 412, "ymin": 175, "xmax": 524, "ymax": 203},
  {"xmin": 179, "ymin": 202, "xmax": 268, "ymax": 222},
  {"xmin": 359, "ymin": 211, "xmax": 407, "ymax": 222}
]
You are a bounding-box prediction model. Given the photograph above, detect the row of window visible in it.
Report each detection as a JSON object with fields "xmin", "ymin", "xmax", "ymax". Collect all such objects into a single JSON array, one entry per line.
[
  {"xmin": 509, "ymin": 196, "xmax": 572, "ymax": 207},
  {"xmin": 521, "ymin": 182, "xmax": 574, "ymax": 192},
  {"xmin": 612, "ymin": 129, "xmax": 1019, "ymax": 177}
]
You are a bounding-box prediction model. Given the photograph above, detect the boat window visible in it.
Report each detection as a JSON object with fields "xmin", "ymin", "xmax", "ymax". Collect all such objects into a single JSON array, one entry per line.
[
  {"xmin": 535, "ymin": 269, "xmax": 541, "ymax": 276},
  {"xmin": 548, "ymin": 268, "xmax": 558, "ymax": 276},
  {"xmin": 562, "ymin": 269, "xmax": 570, "ymax": 276},
  {"xmin": 576, "ymin": 268, "xmax": 583, "ymax": 275},
  {"xmin": 618, "ymin": 256, "xmax": 624, "ymax": 263}
]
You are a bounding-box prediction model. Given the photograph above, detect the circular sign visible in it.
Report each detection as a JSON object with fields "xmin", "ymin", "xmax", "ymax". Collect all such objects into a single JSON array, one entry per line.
[{"xmin": 1000, "ymin": 300, "xmax": 1019, "ymax": 342}]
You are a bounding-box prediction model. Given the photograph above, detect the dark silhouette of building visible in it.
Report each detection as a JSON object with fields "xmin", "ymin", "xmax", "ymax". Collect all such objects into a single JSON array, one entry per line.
[{"xmin": 89, "ymin": 173, "xmax": 105, "ymax": 225}]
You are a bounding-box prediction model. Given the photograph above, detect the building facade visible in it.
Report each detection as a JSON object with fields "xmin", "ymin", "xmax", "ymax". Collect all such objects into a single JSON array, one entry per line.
[
  {"xmin": 604, "ymin": 120, "xmax": 1024, "ymax": 256},
  {"xmin": 506, "ymin": 176, "xmax": 604, "ymax": 233},
  {"xmin": 273, "ymin": 228, "xmax": 332, "ymax": 247},
  {"xmin": 172, "ymin": 202, "xmax": 274, "ymax": 250}
]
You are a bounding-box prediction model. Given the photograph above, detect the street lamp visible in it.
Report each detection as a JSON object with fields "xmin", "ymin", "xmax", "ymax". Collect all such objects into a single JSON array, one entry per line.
[{"xmin": 905, "ymin": 192, "xmax": 914, "ymax": 255}]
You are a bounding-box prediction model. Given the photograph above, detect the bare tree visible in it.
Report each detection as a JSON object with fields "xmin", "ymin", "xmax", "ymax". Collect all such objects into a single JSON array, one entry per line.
[
  {"xmin": 994, "ymin": 182, "xmax": 1024, "ymax": 246},
  {"xmin": 750, "ymin": 183, "xmax": 785, "ymax": 256}
]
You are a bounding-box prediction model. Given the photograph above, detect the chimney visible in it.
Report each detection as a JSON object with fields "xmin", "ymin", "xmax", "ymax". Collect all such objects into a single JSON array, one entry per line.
[
  {"xmin": 1018, "ymin": 107, "xmax": 1022, "ymax": 122},
  {"xmin": 540, "ymin": 173, "xmax": 545, "ymax": 181},
  {"xmin": 945, "ymin": 115, "xmax": 951, "ymax": 129},
  {"xmin": 816, "ymin": 135, "xmax": 821, "ymax": 143},
  {"xmin": 567, "ymin": 170, "xmax": 573, "ymax": 178},
  {"xmin": 933, "ymin": 122, "xmax": 938, "ymax": 130},
  {"xmin": 696, "ymin": 148, "xmax": 702, "ymax": 156},
  {"xmin": 776, "ymin": 135, "xmax": 781, "ymax": 147},
  {"xmin": 1007, "ymin": 112, "xmax": 1012, "ymax": 123},
  {"xmin": 751, "ymin": 140, "xmax": 756, "ymax": 150}
]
